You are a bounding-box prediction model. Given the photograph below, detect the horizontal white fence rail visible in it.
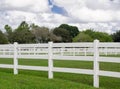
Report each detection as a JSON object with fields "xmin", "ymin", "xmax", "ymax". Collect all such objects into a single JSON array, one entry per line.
[{"xmin": 0, "ymin": 40, "xmax": 120, "ymax": 88}]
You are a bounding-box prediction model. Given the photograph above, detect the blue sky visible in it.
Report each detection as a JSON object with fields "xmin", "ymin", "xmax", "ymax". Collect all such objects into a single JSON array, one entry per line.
[
  {"xmin": 48, "ymin": 0, "xmax": 67, "ymax": 16},
  {"xmin": 0, "ymin": 0, "xmax": 120, "ymax": 33}
]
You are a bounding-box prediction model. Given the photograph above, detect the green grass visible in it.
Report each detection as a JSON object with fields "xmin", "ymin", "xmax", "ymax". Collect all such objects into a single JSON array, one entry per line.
[
  {"xmin": 0, "ymin": 58, "xmax": 120, "ymax": 89},
  {"xmin": 100, "ymin": 54, "xmax": 120, "ymax": 57},
  {"xmin": 0, "ymin": 71, "xmax": 101, "ymax": 89}
]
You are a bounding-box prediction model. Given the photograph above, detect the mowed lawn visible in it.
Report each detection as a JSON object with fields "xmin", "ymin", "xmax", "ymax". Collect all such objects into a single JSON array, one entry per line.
[{"xmin": 0, "ymin": 58, "xmax": 120, "ymax": 89}]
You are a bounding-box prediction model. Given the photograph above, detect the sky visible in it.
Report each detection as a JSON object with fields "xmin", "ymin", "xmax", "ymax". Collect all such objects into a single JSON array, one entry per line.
[{"xmin": 0, "ymin": 0, "xmax": 120, "ymax": 33}]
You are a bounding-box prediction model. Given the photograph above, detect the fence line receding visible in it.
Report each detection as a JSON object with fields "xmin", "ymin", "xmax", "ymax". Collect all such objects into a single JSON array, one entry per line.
[{"xmin": 0, "ymin": 40, "xmax": 120, "ymax": 88}]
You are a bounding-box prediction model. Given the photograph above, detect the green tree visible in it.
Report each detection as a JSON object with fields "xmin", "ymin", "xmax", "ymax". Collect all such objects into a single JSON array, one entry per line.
[
  {"xmin": 73, "ymin": 32, "xmax": 93, "ymax": 42},
  {"xmin": 11, "ymin": 30, "xmax": 35, "ymax": 43},
  {"xmin": 59, "ymin": 24, "xmax": 79, "ymax": 38},
  {"xmin": 112, "ymin": 30, "xmax": 120, "ymax": 42},
  {"xmin": 4, "ymin": 24, "xmax": 13, "ymax": 43},
  {"xmin": 4, "ymin": 25, "xmax": 12, "ymax": 34},
  {"xmin": 10, "ymin": 21, "xmax": 35, "ymax": 43},
  {"xmin": 17, "ymin": 21, "xmax": 30, "ymax": 31},
  {"xmin": 53, "ymin": 27, "xmax": 71, "ymax": 42},
  {"xmin": 0, "ymin": 30, "xmax": 8, "ymax": 44},
  {"xmin": 83, "ymin": 29, "xmax": 113, "ymax": 42}
]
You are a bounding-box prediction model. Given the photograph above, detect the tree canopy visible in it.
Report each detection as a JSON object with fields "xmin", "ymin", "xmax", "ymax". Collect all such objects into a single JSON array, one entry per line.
[
  {"xmin": 0, "ymin": 30, "xmax": 8, "ymax": 44},
  {"xmin": 0, "ymin": 21, "xmax": 117, "ymax": 44},
  {"xmin": 53, "ymin": 27, "xmax": 71, "ymax": 42},
  {"xmin": 31, "ymin": 25, "xmax": 49, "ymax": 43},
  {"xmin": 4, "ymin": 24, "xmax": 13, "ymax": 43},
  {"xmin": 11, "ymin": 29, "xmax": 35, "ymax": 44},
  {"xmin": 59, "ymin": 24, "xmax": 79, "ymax": 38},
  {"xmin": 112, "ymin": 30, "xmax": 120, "ymax": 42},
  {"xmin": 83, "ymin": 29, "xmax": 113, "ymax": 42},
  {"xmin": 4, "ymin": 21, "xmax": 35, "ymax": 44},
  {"xmin": 73, "ymin": 32, "xmax": 93, "ymax": 42}
]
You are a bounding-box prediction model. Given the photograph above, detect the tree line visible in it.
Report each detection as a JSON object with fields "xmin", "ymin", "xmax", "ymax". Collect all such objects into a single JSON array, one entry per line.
[{"xmin": 0, "ymin": 21, "xmax": 120, "ymax": 44}]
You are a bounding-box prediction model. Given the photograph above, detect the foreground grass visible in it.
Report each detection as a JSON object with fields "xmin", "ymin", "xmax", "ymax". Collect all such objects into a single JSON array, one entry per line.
[
  {"xmin": 0, "ymin": 58, "xmax": 120, "ymax": 89},
  {"xmin": 0, "ymin": 71, "xmax": 101, "ymax": 89}
]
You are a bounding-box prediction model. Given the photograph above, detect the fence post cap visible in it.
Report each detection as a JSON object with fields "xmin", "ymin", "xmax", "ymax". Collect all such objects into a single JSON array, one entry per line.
[
  {"xmin": 49, "ymin": 41, "xmax": 53, "ymax": 43},
  {"xmin": 48, "ymin": 41, "xmax": 53, "ymax": 44},
  {"xmin": 14, "ymin": 42, "xmax": 18, "ymax": 44},
  {"xmin": 94, "ymin": 39, "xmax": 99, "ymax": 42}
]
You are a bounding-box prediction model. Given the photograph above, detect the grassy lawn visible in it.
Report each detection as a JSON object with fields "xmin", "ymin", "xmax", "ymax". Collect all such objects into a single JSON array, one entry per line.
[
  {"xmin": 0, "ymin": 58, "xmax": 120, "ymax": 89},
  {"xmin": 0, "ymin": 71, "xmax": 101, "ymax": 89}
]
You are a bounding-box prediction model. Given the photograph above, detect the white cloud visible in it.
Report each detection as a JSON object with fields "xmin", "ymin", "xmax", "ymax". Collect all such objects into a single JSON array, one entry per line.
[
  {"xmin": 53, "ymin": 0, "xmax": 120, "ymax": 22},
  {"xmin": 0, "ymin": 10, "xmax": 69, "ymax": 31},
  {"xmin": 71, "ymin": 7, "xmax": 114, "ymax": 22},
  {"xmin": 51, "ymin": 0, "xmax": 120, "ymax": 33},
  {"xmin": 0, "ymin": 0, "xmax": 50, "ymax": 13},
  {"xmin": 0, "ymin": 0, "xmax": 120, "ymax": 34}
]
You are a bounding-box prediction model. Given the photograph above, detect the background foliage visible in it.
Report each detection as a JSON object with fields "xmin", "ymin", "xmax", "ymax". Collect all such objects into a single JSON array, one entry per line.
[{"xmin": 0, "ymin": 21, "xmax": 119, "ymax": 44}]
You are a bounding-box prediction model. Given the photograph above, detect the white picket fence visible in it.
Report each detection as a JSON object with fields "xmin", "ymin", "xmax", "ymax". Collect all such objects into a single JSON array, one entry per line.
[{"xmin": 0, "ymin": 40, "xmax": 120, "ymax": 88}]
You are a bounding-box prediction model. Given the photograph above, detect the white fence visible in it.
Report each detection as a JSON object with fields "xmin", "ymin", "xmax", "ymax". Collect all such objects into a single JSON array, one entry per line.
[{"xmin": 0, "ymin": 40, "xmax": 120, "ymax": 88}]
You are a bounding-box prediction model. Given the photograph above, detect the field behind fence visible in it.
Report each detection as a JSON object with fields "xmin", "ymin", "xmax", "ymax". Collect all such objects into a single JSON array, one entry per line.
[{"xmin": 0, "ymin": 40, "xmax": 120, "ymax": 88}]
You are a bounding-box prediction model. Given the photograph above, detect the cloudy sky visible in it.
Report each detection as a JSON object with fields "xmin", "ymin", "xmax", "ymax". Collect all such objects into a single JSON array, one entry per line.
[{"xmin": 0, "ymin": 0, "xmax": 120, "ymax": 33}]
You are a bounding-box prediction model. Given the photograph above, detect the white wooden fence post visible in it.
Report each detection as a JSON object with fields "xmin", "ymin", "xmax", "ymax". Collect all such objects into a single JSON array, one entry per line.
[
  {"xmin": 84, "ymin": 48, "xmax": 87, "ymax": 56},
  {"xmin": 93, "ymin": 40, "xmax": 99, "ymax": 88},
  {"xmin": 105, "ymin": 47, "xmax": 108, "ymax": 56},
  {"xmin": 48, "ymin": 42, "xmax": 53, "ymax": 79},
  {"xmin": 61, "ymin": 47, "xmax": 63, "ymax": 56},
  {"xmin": 14, "ymin": 42, "xmax": 18, "ymax": 75}
]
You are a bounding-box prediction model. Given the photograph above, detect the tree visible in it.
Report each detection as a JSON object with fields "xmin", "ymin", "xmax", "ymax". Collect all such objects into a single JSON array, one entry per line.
[
  {"xmin": 0, "ymin": 30, "xmax": 8, "ymax": 44},
  {"xmin": 4, "ymin": 24, "xmax": 12, "ymax": 34},
  {"xmin": 17, "ymin": 21, "xmax": 30, "ymax": 31},
  {"xmin": 59, "ymin": 24, "xmax": 79, "ymax": 38},
  {"xmin": 112, "ymin": 30, "xmax": 120, "ymax": 42},
  {"xmin": 83, "ymin": 29, "xmax": 113, "ymax": 42},
  {"xmin": 4, "ymin": 24, "xmax": 13, "ymax": 43},
  {"xmin": 11, "ymin": 30, "xmax": 35, "ymax": 43},
  {"xmin": 53, "ymin": 27, "xmax": 72, "ymax": 42},
  {"xmin": 73, "ymin": 32, "xmax": 93, "ymax": 42},
  {"xmin": 31, "ymin": 25, "xmax": 50, "ymax": 43},
  {"xmin": 10, "ymin": 21, "xmax": 35, "ymax": 43},
  {"xmin": 49, "ymin": 31, "xmax": 62, "ymax": 42}
]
